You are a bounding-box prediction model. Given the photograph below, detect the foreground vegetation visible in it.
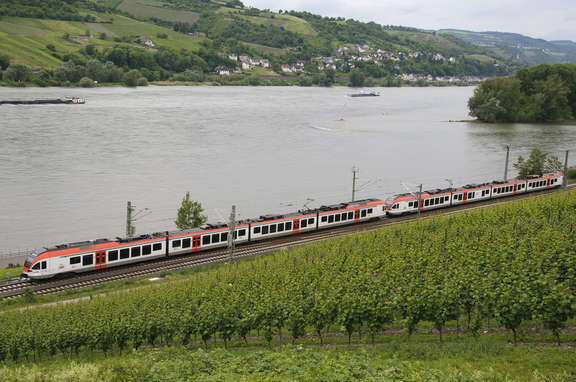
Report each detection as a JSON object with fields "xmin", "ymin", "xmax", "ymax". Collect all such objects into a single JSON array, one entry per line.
[
  {"xmin": 1, "ymin": 338, "xmax": 575, "ymax": 381},
  {"xmin": 468, "ymin": 63, "xmax": 576, "ymax": 123},
  {"xmin": 1, "ymin": 191, "xmax": 575, "ymax": 365}
]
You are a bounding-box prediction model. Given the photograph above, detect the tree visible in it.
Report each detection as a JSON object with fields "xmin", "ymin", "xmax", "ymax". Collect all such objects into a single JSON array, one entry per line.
[
  {"xmin": 123, "ymin": 69, "xmax": 142, "ymax": 87},
  {"xmin": 349, "ymin": 69, "xmax": 365, "ymax": 87},
  {"xmin": 4, "ymin": 64, "xmax": 30, "ymax": 83},
  {"xmin": 175, "ymin": 192, "xmax": 207, "ymax": 230},
  {"xmin": 0, "ymin": 54, "xmax": 10, "ymax": 70},
  {"xmin": 513, "ymin": 148, "xmax": 562, "ymax": 178}
]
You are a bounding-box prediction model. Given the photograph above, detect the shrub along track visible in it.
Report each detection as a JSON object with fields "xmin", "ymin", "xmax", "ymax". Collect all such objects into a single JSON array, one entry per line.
[{"xmin": 1, "ymin": 184, "xmax": 573, "ymax": 299}]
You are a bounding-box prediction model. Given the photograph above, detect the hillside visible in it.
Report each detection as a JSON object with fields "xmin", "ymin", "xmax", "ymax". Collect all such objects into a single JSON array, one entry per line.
[
  {"xmin": 0, "ymin": 0, "xmax": 516, "ymax": 86},
  {"xmin": 439, "ymin": 29, "xmax": 576, "ymax": 66}
]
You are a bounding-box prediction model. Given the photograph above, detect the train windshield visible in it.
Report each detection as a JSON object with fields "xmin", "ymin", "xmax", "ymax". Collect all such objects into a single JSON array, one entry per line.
[{"xmin": 24, "ymin": 248, "xmax": 46, "ymax": 268}]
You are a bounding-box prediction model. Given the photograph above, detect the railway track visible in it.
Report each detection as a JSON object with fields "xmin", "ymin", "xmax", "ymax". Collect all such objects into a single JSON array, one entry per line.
[{"xmin": 1, "ymin": 185, "xmax": 573, "ymax": 300}]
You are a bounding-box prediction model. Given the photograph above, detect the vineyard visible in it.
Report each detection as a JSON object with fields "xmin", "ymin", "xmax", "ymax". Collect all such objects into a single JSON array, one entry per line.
[{"xmin": 0, "ymin": 192, "xmax": 575, "ymax": 362}]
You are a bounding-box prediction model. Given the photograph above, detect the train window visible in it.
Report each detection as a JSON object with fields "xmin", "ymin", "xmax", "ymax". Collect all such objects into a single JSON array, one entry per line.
[
  {"xmin": 221, "ymin": 232, "xmax": 228, "ymax": 242},
  {"xmin": 108, "ymin": 251, "xmax": 118, "ymax": 262},
  {"xmin": 142, "ymin": 245, "xmax": 152, "ymax": 256},
  {"xmin": 270, "ymin": 224, "xmax": 277, "ymax": 233},
  {"xmin": 212, "ymin": 233, "xmax": 220, "ymax": 243},
  {"xmin": 361, "ymin": 210, "xmax": 367, "ymax": 217},
  {"xmin": 131, "ymin": 247, "xmax": 141, "ymax": 257},
  {"xmin": 335, "ymin": 214, "xmax": 341, "ymax": 222},
  {"xmin": 182, "ymin": 238, "xmax": 191, "ymax": 248},
  {"xmin": 82, "ymin": 254, "xmax": 93, "ymax": 266},
  {"xmin": 41, "ymin": 261, "xmax": 47, "ymax": 269},
  {"xmin": 408, "ymin": 202, "xmax": 413, "ymax": 207},
  {"xmin": 172, "ymin": 240, "xmax": 181, "ymax": 248},
  {"xmin": 308, "ymin": 218, "xmax": 314, "ymax": 224},
  {"xmin": 254, "ymin": 226, "xmax": 261, "ymax": 234},
  {"xmin": 70, "ymin": 256, "xmax": 81, "ymax": 265},
  {"xmin": 278, "ymin": 223, "xmax": 284, "ymax": 232},
  {"xmin": 348, "ymin": 212, "xmax": 354, "ymax": 219},
  {"xmin": 321, "ymin": 216, "xmax": 327, "ymax": 222},
  {"xmin": 445, "ymin": 196, "xmax": 449, "ymax": 201},
  {"xmin": 239, "ymin": 229, "xmax": 246, "ymax": 236},
  {"xmin": 342, "ymin": 212, "xmax": 347, "ymax": 220},
  {"xmin": 301, "ymin": 220, "xmax": 307, "ymax": 228},
  {"xmin": 203, "ymin": 236, "xmax": 210, "ymax": 245},
  {"xmin": 286, "ymin": 222, "xmax": 292, "ymax": 230},
  {"xmin": 425, "ymin": 199, "xmax": 430, "ymax": 206},
  {"xmin": 153, "ymin": 243, "xmax": 162, "ymax": 251},
  {"xmin": 120, "ymin": 248, "xmax": 130, "ymax": 259},
  {"xmin": 233, "ymin": 231, "xmax": 238, "ymax": 239},
  {"xmin": 328, "ymin": 215, "xmax": 334, "ymax": 223},
  {"xmin": 368, "ymin": 208, "xmax": 373, "ymax": 214},
  {"xmin": 32, "ymin": 263, "xmax": 41, "ymax": 270},
  {"xmin": 262, "ymin": 226, "xmax": 269, "ymax": 235}
]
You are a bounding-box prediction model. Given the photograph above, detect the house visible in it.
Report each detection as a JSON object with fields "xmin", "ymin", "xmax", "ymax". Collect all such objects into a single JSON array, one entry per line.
[
  {"xmin": 142, "ymin": 38, "xmax": 155, "ymax": 48},
  {"xmin": 241, "ymin": 62, "xmax": 253, "ymax": 71},
  {"xmin": 214, "ymin": 66, "xmax": 230, "ymax": 75},
  {"xmin": 233, "ymin": 67, "xmax": 242, "ymax": 74},
  {"xmin": 260, "ymin": 59, "xmax": 270, "ymax": 68},
  {"xmin": 239, "ymin": 55, "xmax": 250, "ymax": 63},
  {"xmin": 228, "ymin": 53, "xmax": 238, "ymax": 61},
  {"xmin": 281, "ymin": 64, "xmax": 292, "ymax": 73}
]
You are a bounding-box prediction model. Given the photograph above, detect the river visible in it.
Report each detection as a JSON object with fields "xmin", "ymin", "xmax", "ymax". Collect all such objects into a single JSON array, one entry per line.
[{"xmin": 1, "ymin": 86, "xmax": 575, "ymax": 255}]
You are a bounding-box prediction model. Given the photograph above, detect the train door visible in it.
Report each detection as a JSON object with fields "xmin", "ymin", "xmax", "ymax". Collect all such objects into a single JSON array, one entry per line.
[
  {"xmin": 546, "ymin": 178, "xmax": 551, "ymax": 188},
  {"xmin": 293, "ymin": 219, "xmax": 300, "ymax": 234},
  {"xmin": 513, "ymin": 183, "xmax": 517, "ymax": 195},
  {"xmin": 95, "ymin": 251, "xmax": 106, "ymax": 270},
  {"xmin": 354, "ymin": 209, "xmax": 360, "ymax": 223},
  {"xmin": 192, "ymin": 235, "xmax": 201, "ymax": 252}
]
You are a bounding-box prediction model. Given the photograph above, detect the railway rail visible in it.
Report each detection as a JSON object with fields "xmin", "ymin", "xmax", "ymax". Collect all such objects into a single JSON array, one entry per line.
[{"xmin": 1, "ymin": 184, "xmax": 574, "ymax": 300}]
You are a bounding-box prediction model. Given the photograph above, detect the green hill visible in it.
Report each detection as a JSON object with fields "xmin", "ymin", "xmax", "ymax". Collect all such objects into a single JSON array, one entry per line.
[
  {"xmin": 439, "ymin": 29, "xmax": 576, "ymax": 66},
  {"xmin": 0, "ymin": 0, "xmax": 518, "ymax": 86}
]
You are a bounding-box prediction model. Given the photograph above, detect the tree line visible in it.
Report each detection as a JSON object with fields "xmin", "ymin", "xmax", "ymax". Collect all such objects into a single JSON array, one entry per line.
[{"xmin": 468, "ymin": 64, "xmax": 576, "ymax": 123}]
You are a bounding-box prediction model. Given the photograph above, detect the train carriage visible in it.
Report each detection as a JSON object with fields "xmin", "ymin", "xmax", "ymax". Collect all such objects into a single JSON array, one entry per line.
[
  {"xmin": 22, "ymin": 172, "xmax": 565, "ymax": 280},
  {"xmin": 317, "ymin": 199, "xmax": 386, "ymax": 229},
  {"xmin": 451, "ymin": 183, "xmax": 492, "ymax": 205}
]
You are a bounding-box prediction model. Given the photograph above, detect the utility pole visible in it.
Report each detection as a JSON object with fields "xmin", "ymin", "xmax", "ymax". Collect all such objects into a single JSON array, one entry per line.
[
  {"xmin": 417, "ymin": 184, "xmax": 422, "ymax": 221},
  {"xmin": 125, "ymin": 201, "xmax": 150, "ymax": 237},
  {"xmin": 126, "ymin": 201, "xmax": 135, "ymax": 237},
  {"xmin": 504, "ymin": 145, "xmax": 510, "ymax": 181},
  {"xmin": 563, "ymin": 150, "xmax": 569, "ymax": 189},
  {"xmin": 351, "ymin": 166, "xmax": 358, "ymax": 202},
  {"xmin": 227, "ymin": 205, "xmax": 236, "ymax": 263}
]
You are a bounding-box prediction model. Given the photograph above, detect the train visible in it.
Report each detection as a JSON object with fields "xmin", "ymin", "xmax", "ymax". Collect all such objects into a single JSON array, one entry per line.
[{"xmin": 22, "ymin": 172, "xmax": 563, "ymax": 279}]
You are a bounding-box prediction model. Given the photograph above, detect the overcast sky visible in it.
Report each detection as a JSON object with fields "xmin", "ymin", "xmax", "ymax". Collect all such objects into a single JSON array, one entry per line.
[{"xmin": 243, "ymin": 0, "xmax": 576, "ymax": 41}]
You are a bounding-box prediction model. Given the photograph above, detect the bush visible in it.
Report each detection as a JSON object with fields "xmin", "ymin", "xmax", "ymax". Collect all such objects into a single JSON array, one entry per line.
[
  {"xmin": 123, "ymin": 69, "xmax": 141, "ymax": 87},
  {"xmin": 137, "ymin": 77, "xmax": 149, "ymax": 86},
  {"xmin": 79, "ymin": 77, "xmax": 95, "ymax": 88}
]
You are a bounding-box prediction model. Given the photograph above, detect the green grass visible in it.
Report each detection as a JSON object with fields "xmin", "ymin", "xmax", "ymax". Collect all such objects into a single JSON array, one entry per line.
[
  {"xmin": 238, "ymin": 13, "xmax": 317, "ymax": 36},
  {"xmin": 0, "ymin": 337, "xmax": 574, "ymax": 381},
  {"xmin": 116, "ymin": 0, "xmax": 200, "ymax": 23},
  {"xmin": 0, "ymin": 266, "xmax": 21, "ymax": 282},
  {"xmin": 0, "ymin": 15, "xmax": 204, "ymax": 68},
  {"xmin": 241, "ymin": 41, "xmax": 286, "ymax": 55}
]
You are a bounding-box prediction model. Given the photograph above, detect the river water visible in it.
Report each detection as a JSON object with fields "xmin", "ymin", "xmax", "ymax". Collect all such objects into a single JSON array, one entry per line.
[{"xmin": 1, "ymin": 86, "xmax": 575, "ymax": 254}]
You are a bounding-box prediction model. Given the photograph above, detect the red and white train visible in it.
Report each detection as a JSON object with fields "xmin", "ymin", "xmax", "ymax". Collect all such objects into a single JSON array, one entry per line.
[{"xmin": 22, "ymin": 172, "xmax": 563, "ymax": 279}]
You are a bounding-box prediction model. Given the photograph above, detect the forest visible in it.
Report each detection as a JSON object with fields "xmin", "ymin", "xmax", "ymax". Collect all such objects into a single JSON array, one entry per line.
[{"xmin": 468, "ymin": 64, "xmax": 576, "ymax": 122}]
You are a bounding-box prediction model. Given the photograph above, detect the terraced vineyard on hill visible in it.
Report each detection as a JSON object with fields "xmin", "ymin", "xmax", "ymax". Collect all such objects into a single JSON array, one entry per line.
[{"xmin": 0, "ymin": 191, "xmax": 574, "ymax": 361}]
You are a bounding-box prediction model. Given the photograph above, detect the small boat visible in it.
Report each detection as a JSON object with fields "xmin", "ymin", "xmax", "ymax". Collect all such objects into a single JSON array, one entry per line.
[
  {"xmin": 0, "ymin": 97, "xmax": 86, "ymax": 105},
  {"xmin": 349, "ymin": 91, "xmax": 380, "ymax": 97}
]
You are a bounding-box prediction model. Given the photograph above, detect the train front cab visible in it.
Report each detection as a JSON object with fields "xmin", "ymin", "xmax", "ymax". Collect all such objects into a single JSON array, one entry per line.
[{"xmin": 22, "ymin": 248, "xmax": 50, "ymax": 279}]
